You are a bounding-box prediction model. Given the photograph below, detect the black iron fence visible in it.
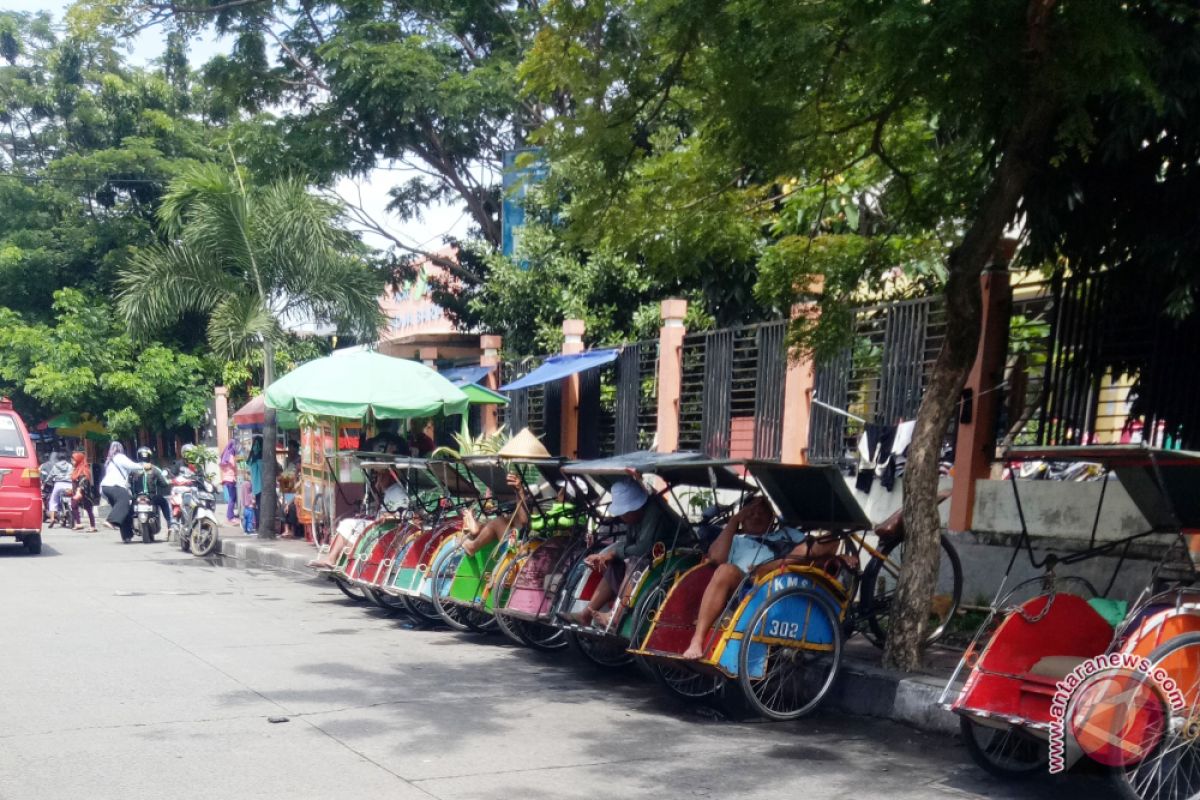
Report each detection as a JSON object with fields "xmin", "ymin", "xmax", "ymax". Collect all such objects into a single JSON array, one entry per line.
[
  {"xmin": 679, "ymin": 320, "xmax": 788, "ymax": 459},
  {"xmin": 504, "ymin": 341, "xmax": 659, "ymax": 458},
  {"xmin": 808, "ymin": 296, "xmax": 946, "ymax": 466},
  {"xmin": 1033, "ymin": 271, "xmax": 1200, "ymax": 449},
  {"xmin": 499, "ymin": 356, "xmax": 561, "ymax": 455}
]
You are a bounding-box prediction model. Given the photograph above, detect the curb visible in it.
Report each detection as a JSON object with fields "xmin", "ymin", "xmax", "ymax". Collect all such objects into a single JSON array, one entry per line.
[
  {"xmin": 212, "ymin": 537, "xmax": 958, "ymax": 737},
  {"xmin": 218, "ymin": 536, "xmax": 313, "ymax": 576},
  {"xmin": 826, "ymin": 659, "xmax": 957, "ymax": 735}
]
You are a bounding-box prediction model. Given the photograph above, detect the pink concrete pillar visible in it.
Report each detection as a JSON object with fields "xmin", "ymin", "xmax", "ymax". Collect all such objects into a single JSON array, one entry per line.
[
  {"xmin": 656, "ymin": 299, "xmax": 688, "ymax": 453},
  {"xmin": 780, "ymin": 302, "xmax": 820, "ymax": 465},
  {"xmin": 948, "ymin": 269, "xmax": 1013, "ymax": 532},
  {"xmin": 419, "ymin": 347, "xmax": 439, "ymax": 370},
  {"xmin": 480, "ymin": 335, "xmax": 502, "ymax": 436},
  {"xmin": 560, "ymin": 319, "xmax": 585, "ymax": 458},
  {"xmin": 214, "ymin": 386, "xmax": 230, "ymax": 454}
]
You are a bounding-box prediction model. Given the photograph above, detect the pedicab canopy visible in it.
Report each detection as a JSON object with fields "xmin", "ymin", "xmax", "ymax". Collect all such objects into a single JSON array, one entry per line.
[
  {"xmin": 744, "ymin": 461, "xmax": 872, "ymax": 530},
  {"xmin": 560, "ymin": 451, "xmax": 709, "ymax": 486},
  {"xmin": 1005, "ymin": 445, "xmax": 1200, "ymax": 531},
  {"xmin": 264, "ymin": 350, "xmax": 470, "ymax": 421}
]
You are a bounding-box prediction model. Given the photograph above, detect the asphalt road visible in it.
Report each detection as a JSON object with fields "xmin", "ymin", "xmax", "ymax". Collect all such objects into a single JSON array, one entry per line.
[{"xmin": 0, "ymin": 530, "xmax": 1118, "ymax": 800}]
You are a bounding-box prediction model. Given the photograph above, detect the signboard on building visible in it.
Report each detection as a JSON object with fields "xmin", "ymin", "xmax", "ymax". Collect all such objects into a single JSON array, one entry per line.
[{"xmin": 501, "ymin": 148, "xmax": 547, "ymax": 264}]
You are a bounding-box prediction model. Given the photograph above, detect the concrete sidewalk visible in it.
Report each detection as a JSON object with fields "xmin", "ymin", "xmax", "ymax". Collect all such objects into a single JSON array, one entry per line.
[{"xmin": 211, "ymin": 529, "xmax": 960, "ymax": 736}]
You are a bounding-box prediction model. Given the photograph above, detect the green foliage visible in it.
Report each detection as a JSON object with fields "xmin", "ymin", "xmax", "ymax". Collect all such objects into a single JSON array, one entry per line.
[
  {"xmin": 117, "ymin": 162, "xmax": 385, "ymax": 362},
  {"xmin": 431, "ymin": 426, "xmax": 510, "ymax": 459},
  {"xmin": 519, "ymin": 0, "xmax": 1163, "ymax": 355},
  {"xmin": 0, "ymin": 289, "xmax": 215, "ymax": 432},
  {"xmin": 0, "ymin": 11, "xmax": 215, "ymax": 317}
]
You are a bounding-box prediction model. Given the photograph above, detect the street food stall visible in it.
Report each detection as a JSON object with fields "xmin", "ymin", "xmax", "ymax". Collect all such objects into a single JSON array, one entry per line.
[{"xmin": 264, "ymin": 350, "xmax": 471, "ymax": 544}]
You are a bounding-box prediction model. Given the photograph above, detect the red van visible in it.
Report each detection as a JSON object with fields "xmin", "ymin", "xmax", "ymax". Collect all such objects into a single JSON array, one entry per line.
[{"xmin": 0, "ymin": 398, "xmax": 43, "ymax": 554}]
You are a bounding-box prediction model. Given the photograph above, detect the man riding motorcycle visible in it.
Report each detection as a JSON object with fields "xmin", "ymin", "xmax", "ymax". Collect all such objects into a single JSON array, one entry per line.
[{"xmin": 129, "ymin": 447, "xmax": 172, "ymax": 531}]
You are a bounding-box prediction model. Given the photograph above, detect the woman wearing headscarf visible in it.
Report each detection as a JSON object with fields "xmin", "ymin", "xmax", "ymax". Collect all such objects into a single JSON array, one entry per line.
[
  {"xmin": 70, "ymin": 450, "xmax": 97, "ymax": 531},
  {"xmin": 100, "ymin": 442, "xmax": 139, "ymax": 539},
  {"xmin": 247, "ymin": 435, "xmax": 263, "ymax": 531},
  {"xmin": 219, "ymin": 439, "xmax": 240, "ymax": 522}
]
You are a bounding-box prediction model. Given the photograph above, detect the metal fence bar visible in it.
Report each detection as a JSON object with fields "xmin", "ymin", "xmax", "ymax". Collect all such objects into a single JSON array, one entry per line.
[
  {"xmin": 754, "ymin": 321, "xmax": 787, "ymax": 459},
  {"xmin": 614, "ymin": 344, "xmax": 641, "ymax": 454},
  {"xmin": 701, "ymin": 329, "xmax": 734, "ymax": 457},
  {"xmin": 577, "ymin": 367, "xmax": 602, "ymax": 459}
]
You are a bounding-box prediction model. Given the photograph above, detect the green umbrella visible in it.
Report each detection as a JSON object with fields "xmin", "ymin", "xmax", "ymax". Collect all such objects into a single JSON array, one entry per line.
[{"xmin": 265, "ymin": 350, "xmax": 470, "ymax": 420}]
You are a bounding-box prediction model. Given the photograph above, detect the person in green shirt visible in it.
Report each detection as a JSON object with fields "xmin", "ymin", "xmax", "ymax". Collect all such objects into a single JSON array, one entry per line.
[{"xmin": 567, "ymin": 478, "xmax": 674, "ymax": 628}]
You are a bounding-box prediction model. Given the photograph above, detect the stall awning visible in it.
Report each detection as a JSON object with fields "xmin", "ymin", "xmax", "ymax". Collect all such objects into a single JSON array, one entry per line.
[
  {"xmin": 500, "ymin": 349, "xmax": 619, "ymax": 392},
  {"xmin": 462, "ymin": 383, "xmax": 509, "ymax": 406},
  {"xmin": 442, "ymin": 365, "xmax": 493, "ymax": 386}
]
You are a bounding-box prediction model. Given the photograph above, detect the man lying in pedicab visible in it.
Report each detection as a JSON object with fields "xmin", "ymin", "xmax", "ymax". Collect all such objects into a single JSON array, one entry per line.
[{"xmin": 680, "ymin": 494, "xmax": 840, "ymax": 660}]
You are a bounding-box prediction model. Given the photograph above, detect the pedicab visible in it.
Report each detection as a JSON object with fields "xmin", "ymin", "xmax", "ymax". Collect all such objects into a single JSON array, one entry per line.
[
  {"xmin": 440, "ymin": 455, "xmax": 593, "ymax": 650},
  {"xmin": 340, "ymin": 456, "xmax": 443, "ymax": 612},
  {"xmin": 378, "ymin": 459, "xmax": 483, "ymax": 626},
  {"xmin": 550, "ymin": 452, "xmax": 724, "ymax": 668},
  {"xmin": 940, "ymin": 445, "xmax": 1200, "ymax": 800},
  {"xmin": 630, "ymin": 461, "xmax": 876, "ymax": 719}
]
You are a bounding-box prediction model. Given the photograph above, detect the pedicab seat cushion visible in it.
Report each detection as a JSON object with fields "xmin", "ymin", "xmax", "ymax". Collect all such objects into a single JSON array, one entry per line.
[
  {"xmin": 1087, "ymin": 597, "xmax": 1128, "ymax": 628},
  {"xmin": 1027, "ymin": 655, "xmax": 1088, "ymax": 682}
]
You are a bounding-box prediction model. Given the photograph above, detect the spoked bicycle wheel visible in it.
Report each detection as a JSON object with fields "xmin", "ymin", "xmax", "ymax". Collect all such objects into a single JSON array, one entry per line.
[
  {"xmin": 400, "ymin": 593, "xmax": 442, "ymax": 624},
  {"xmin": 860, "ymin": 533, "xmax": 963, "ymax": 648},
  {"xmin": 1113, "ymin": 632, "xmax": 1200, "ymax": 800},
  {"xmin": 738, "ymin": 587, "xmax": 843, "ymax": 720},
  {"xmin": 960, "ymin": 716, "xmax": 1048, "ymax": 779},
  {"xmin": 568, "ymin": 631, "xmax": 634, "ymax": 668},
  {"xmin": 653, "ymin": 660, "xmax": 726, "ymax": 700},
  {"xmin": 430, "ymin": 547, "xmax": 491, "ymax": 632},
  {"xmin": 511, "ymin": 618, "xmax": 568, "ymax": 651},
  {"xmin": 332, "ymin": 576, "xmax": 368, "ymax": 603},
  {"xmin": 366, "ymin": 588, "xmax": 408, "ymax": 616}
]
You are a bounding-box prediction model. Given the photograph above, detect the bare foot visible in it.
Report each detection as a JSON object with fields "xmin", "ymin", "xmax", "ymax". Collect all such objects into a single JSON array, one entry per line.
[
  {"xmin": 682, "ymin": 641, "xmax": 705, "ymax": 660},
  {"xmin": 592, "ymin": 610, "xmax": 612, "ymax": 628},
  {"xmin": 556, "ymin": 609, "xmax": 593, "ymax": 626}
]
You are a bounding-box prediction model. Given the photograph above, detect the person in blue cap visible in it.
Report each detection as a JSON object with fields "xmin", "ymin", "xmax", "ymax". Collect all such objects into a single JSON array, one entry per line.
[{"xmin": 565, "ymin": 477, "xmax": 669, "ymax": 628}]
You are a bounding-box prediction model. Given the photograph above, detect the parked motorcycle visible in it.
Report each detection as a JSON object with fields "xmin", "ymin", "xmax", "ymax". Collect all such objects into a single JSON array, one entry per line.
[{"xmin": 169, "ymin": 465, "xmax": 220, "ymax": 557}]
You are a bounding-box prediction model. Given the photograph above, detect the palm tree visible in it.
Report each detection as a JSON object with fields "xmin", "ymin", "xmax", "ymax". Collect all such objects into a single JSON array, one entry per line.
[{"xmin": 118, "ymin": 163, "xmax": 384, "ymax": 538}]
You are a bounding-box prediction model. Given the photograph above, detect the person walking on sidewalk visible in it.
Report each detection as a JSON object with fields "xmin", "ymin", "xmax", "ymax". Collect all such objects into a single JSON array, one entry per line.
[
  {"xmin": 69, "ymin": 450, "xmax": 98, "ymax": 531},
  {"xmin": 247, "ymin": 435, "xmax": 263, "ymax": 531},
  {"xmin": 219, "ymin": 439, "xmax": 240, "ymax": 523},
  {"xmin": 100, "ymin": 442, "xmax": 138, "ymax": 539}
]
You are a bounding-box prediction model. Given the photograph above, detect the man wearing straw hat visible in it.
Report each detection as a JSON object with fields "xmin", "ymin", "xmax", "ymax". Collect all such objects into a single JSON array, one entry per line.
[{"xmin": 460, "ymin": 428, "xmax": 555, "ymax": 556}]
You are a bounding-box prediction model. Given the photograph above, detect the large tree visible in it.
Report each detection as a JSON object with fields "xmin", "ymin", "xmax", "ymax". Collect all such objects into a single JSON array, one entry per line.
[
  {"xmin": 117, "ymin": 163, "xmax": 384, "ymax": 537},
  {"xmin": 104, "ymin": 0, "xmax": 548, "ymax": 258},
  {"xmin": 521, "ymin": 0, "xmax": 1177, "ymax": 668},
  {"xmin": 0, "ymin": 10, "xmax": 215, "ymax": 316}
]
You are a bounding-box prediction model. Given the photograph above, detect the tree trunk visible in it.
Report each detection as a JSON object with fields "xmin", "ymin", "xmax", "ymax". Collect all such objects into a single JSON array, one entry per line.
[
  {"xmin": 258, "ymin": 341, "xmax": 279, "ymax": 539},
  {"xmin": 882, "ymin": 0, "xmax": 1062, "ymax": 671}
]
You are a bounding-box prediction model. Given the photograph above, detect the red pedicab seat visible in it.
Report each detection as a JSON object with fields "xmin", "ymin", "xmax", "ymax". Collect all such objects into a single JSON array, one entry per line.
[
  {"xmin": 637, "ymin": 552, "xmax": 853, "ymax": 661},
  {"xmin": 955, "ymin": 593, "xmax": 1115, "ymax": 730}
]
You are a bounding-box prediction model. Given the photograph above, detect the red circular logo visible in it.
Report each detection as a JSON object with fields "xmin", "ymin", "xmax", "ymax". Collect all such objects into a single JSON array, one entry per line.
[{"xmin": 1069, "ymin": 670, "xmax": 1167, "ymax": 767}]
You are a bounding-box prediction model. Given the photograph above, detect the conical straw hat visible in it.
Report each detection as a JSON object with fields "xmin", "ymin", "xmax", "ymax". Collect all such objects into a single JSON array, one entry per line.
[{"xmin": 498, "ymin": 428, "xmax": 551, "ymax": 459}]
